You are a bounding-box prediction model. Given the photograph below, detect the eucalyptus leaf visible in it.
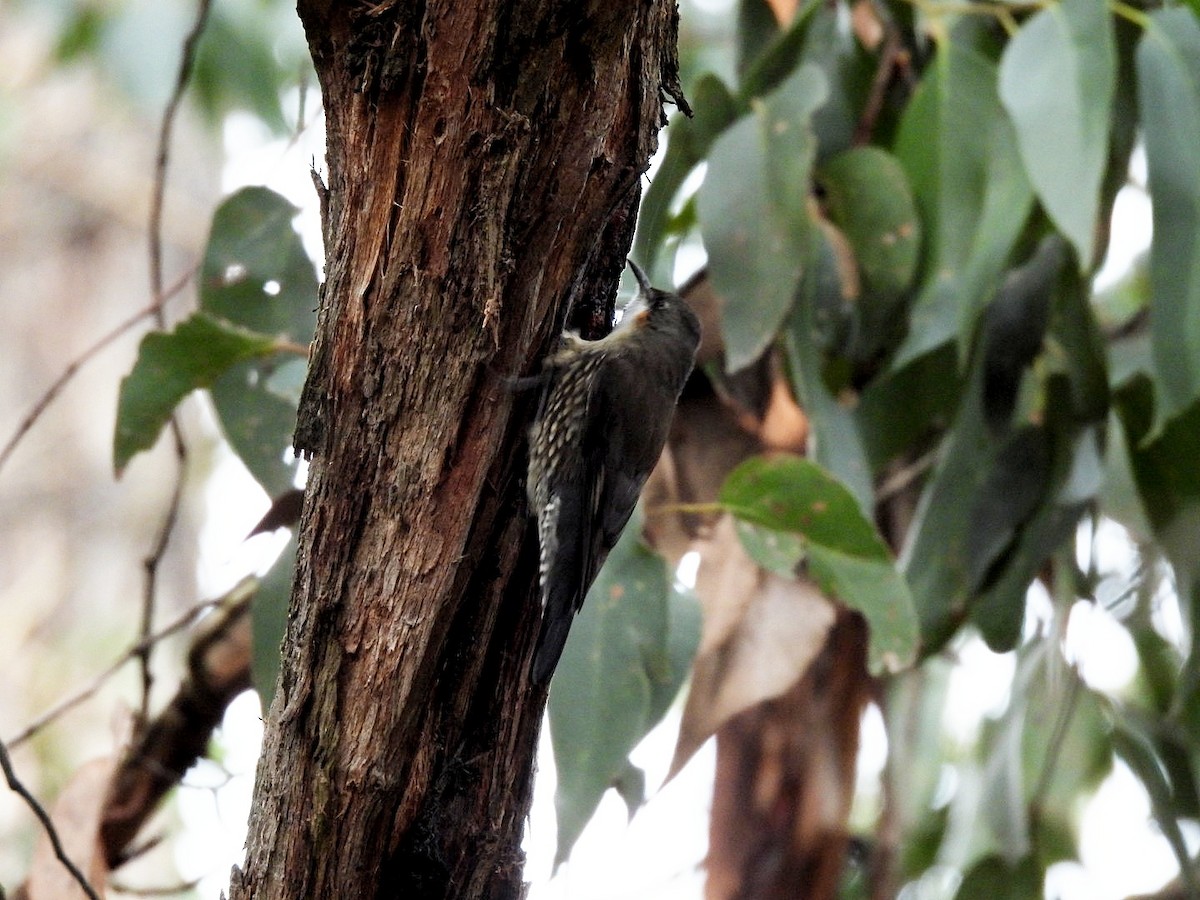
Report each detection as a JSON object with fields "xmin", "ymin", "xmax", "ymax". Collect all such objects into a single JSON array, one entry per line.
[
  {"xmin": 784, "ymin": 223, "xmax": 874, "ymax": 513},
  {"xmin": 200, "ymin": 187, "xmax": 318, "ymax": 494},
  {"xmin": 1137, "ymin": 11, "xmax": 1200, "ymax": 422},
  {"xmin": 699, "ymin": 64, "xmax": 828, "ymax": 372},
  {"xmin": 818, "ymin": 147, "xmax": 921, "ymax": 304},
  {"xmin": 634, "ymin": 75, "xmax": 739, "ymax": 277},
  {"xmin": 998, "ymin": 0, "xmax": 1115, "ymax": 268},
  {"xmin": 722, "ymin": 455, "xmax": 918, "ymax": 670},
  {"xmin": 894, "ymin": 43, "xmax": 1033, "ymax": 367},
  {"xmin": 252, "ymin": 534, "xmax": 297, "ymax": 703},
  {"xmin": 549, "ymin": 510, "xmax": 698, "ymax": 866}
]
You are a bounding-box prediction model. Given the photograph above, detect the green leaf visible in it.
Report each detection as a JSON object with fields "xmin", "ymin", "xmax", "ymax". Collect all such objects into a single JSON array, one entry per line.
[
  {"xmin": 965, "ymin": 427, "xmax": 1052, "ymax": 594},
  {"xmin": 549, "ymin": 511, "xmax": 699, "ymax": 865},
  {"xmin": 648, "ymin": 579, "xmax": 702, "ymax": 740},
  {"xmin": 783, "ymin": 223, "xmax": 875, "ymax": 514},
  {"xmin": 201, "ymin": 187, "xmax": 318, "ymax": 495},
  {"xmin": 192, "ymin": 8, "xmax": 307, "ymax": 133},
  {"xmin": 55, "ymin": 6, "xmax": 106, "ymax": 61},
  {"xmin": 806, "ymin": 544, "xmax": 917, "ymax": 672},
  {"xmin": 721, "ymin": 455, "xmax": 918, "ymax": 670},
  {"xmin": 954, "ymin": 856, "xmax": 1042, "ymax": 900},
  {"xmin": 893, "ymin": 43, "xmax": 1034, "ymax": 367},
  {"xmin": 636, "ymin": 2, "xmax": 827, "ymax": 277},
  {"xmin": 900, "ymin": 363, "xmax": 996, "ymax": 649},
  {"xmin": 723, "ymin": 455, "xmax": 883, "ymax": 554},
  {"xmin": 200, "ymin": 187, "xmax": 318, "ymax": 334},
  {"xmin": 971, "ymin": 431, "xmax": 1096, "ymax": 651},
  {"xmin": 211, "ymin": 360, "xmax": 309, "ymax": 496},
  {"xmin": 736, "ymin": 0, "xmax": 782, "ymax": 78},
  {"xmin": 738, "ymin": 0, "xmax": 821, "ymax": 101},
  {"xmin": 734, "ymin": 518, "xmax": 806, "ymax": 577},
  {"xmin": 887, "ymin": 663, "xmax": 954, "ymax": 870},
  {"xmin": 998, "ymin": 0, "xmax": 1115, "ymax": 268},
  {"xmin": 1137, "ymin": 10, "xmax": 1200, "ymax": 421},
  {"xmin": 699, "ymin": 64, "xmax": 828, "ymax": 372},
  {"xmin": 1101, "ymin": 408, "xmax": 1152, "ymax": 540},
  {"xmin": 973, "ymin": 271, "xmax": 1108, "ymax": 649},
  {"xmin": 1021, "ymin": 676, "xmax": 1110, "ymax": 828},
  {"xmin": 794, "ymin": 0, "xmax": 877, "ymax": 158},
  {"xmin": 113, "ymin": 312, "xmax": 280, "ymax": 475},
  {"xmin": 818, "ymin": 147, "xmax": 921, "ymax": 303},
  {"xmin": 1118, "ymin": 394, "xmax": 1200, "ymax": 584},
  {"xmin": 977, "ymin": 236, "xmax": 1064, "ymax": 433},
  {"xmin": 855, "ymin": 344, "xmax": 962, "ymax": 474},
  {"xmin": 610, "ymin": 761, "xmax": 647, "ymax": 821},
  {"xmin": 252, "ymin": 534, "xmax": 296, "ymax": 703}
]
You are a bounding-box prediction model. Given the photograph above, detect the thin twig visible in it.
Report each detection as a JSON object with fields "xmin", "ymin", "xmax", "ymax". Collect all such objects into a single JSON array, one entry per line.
[
  {"xmin": 0, "ymin": 268, "xmax": 194, "ymax": 480},
  {"xmin": 643, "ymin": 501, "xmax": 725, "ymax": 518},
  {"xmin": 149, "ymin": 0, "xmax": 214, "ymax": 301},
  {"xmin": 275, "ymin": 339, "xmax": 313, "ymax": 358},
  {"xmin": 0, "ymin": 740, "xmax": 102, "ymax": 900},
  {"xmin": 6, "ymin": 597, "xmax": 222, "ymax": 749},
  {"xmin": 876, "ymin": 445, "xmax": 940, "ymax": 504},
  {"xmin": 853, "ymin": 29, "xmax": 902, "ymax": 147},
  {"xmin": 138, "ymin": 0, "xmax": 213, "ymax": 725},
  {"xmin": 137, "ymin": 468, "xmax": 186, "ymax": 723}
]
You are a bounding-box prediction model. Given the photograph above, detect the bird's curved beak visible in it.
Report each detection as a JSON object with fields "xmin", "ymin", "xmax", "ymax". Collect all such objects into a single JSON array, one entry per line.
[{"xmin": 627, "ymin": 258, "xmax": 652, "ymax": 296}]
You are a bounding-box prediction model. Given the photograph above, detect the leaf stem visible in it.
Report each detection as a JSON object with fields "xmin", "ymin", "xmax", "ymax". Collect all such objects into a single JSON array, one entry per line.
[{"xmin": 1109, "ymin": 0, "xmax": 1151, "ymax": 29}]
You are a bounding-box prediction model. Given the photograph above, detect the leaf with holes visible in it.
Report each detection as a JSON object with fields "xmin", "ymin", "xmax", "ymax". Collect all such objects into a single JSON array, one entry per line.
[
  {"xmin": 114, "ymin": 312, "xmax": 281, "ymax": 475},
  {"xmin": 200, "ymin": 187, "xmax": 317, "ymax": 494}
]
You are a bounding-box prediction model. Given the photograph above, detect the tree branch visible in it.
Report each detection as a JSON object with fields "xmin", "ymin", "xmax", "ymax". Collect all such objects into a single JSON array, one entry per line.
[{"xmin": 100, "ymin": 586, "xmax": 254, "ymax": 868}]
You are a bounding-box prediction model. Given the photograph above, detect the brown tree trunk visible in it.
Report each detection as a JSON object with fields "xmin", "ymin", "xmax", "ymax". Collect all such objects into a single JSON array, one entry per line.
[
  {"xmin": 705, "ymin": 612, "xmax": 871, "ymax": 900},
  {"xmin": 229, "ymin": 4, "xmax": 686, "ymax": 898}
]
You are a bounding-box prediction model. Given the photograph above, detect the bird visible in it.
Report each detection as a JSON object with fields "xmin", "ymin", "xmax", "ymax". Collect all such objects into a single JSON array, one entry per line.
[{"xmin": 526, "ymin": 259, "xmax": 701, "ymax": 683}]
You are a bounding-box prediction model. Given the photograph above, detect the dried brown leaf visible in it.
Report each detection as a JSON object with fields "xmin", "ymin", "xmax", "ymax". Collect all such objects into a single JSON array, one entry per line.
[
  {"xmin": 247, "ymin": 488, "xmax": 304, "ymax": 537},
  {"xmin": 766, "ymin": 0, "xmax": 801, "ymax": 27},
  {"xmin": 759, "ymin": 356, "xmax": 808, "ymax": 452},
  {"xmin": 668, "ymin": 517, "xmax": 836, "ymax": 779}
]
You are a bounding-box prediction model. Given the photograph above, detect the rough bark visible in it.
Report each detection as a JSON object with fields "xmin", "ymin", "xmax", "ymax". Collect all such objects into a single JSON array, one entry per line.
[{"xmin": 229, "ymin": 3, "xmax": 686, "ymax": 898}]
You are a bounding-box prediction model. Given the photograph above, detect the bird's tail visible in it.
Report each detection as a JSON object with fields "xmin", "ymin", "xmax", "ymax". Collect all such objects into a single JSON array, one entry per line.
[{"xmin": 532, "ymin": 602, "xmax": 574, "ymax": 684}]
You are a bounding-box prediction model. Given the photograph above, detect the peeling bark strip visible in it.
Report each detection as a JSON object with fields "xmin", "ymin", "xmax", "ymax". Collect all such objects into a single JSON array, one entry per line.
[{"xmin": 231, "ymin": 4, "xmax": 687, "ymax": 898}]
